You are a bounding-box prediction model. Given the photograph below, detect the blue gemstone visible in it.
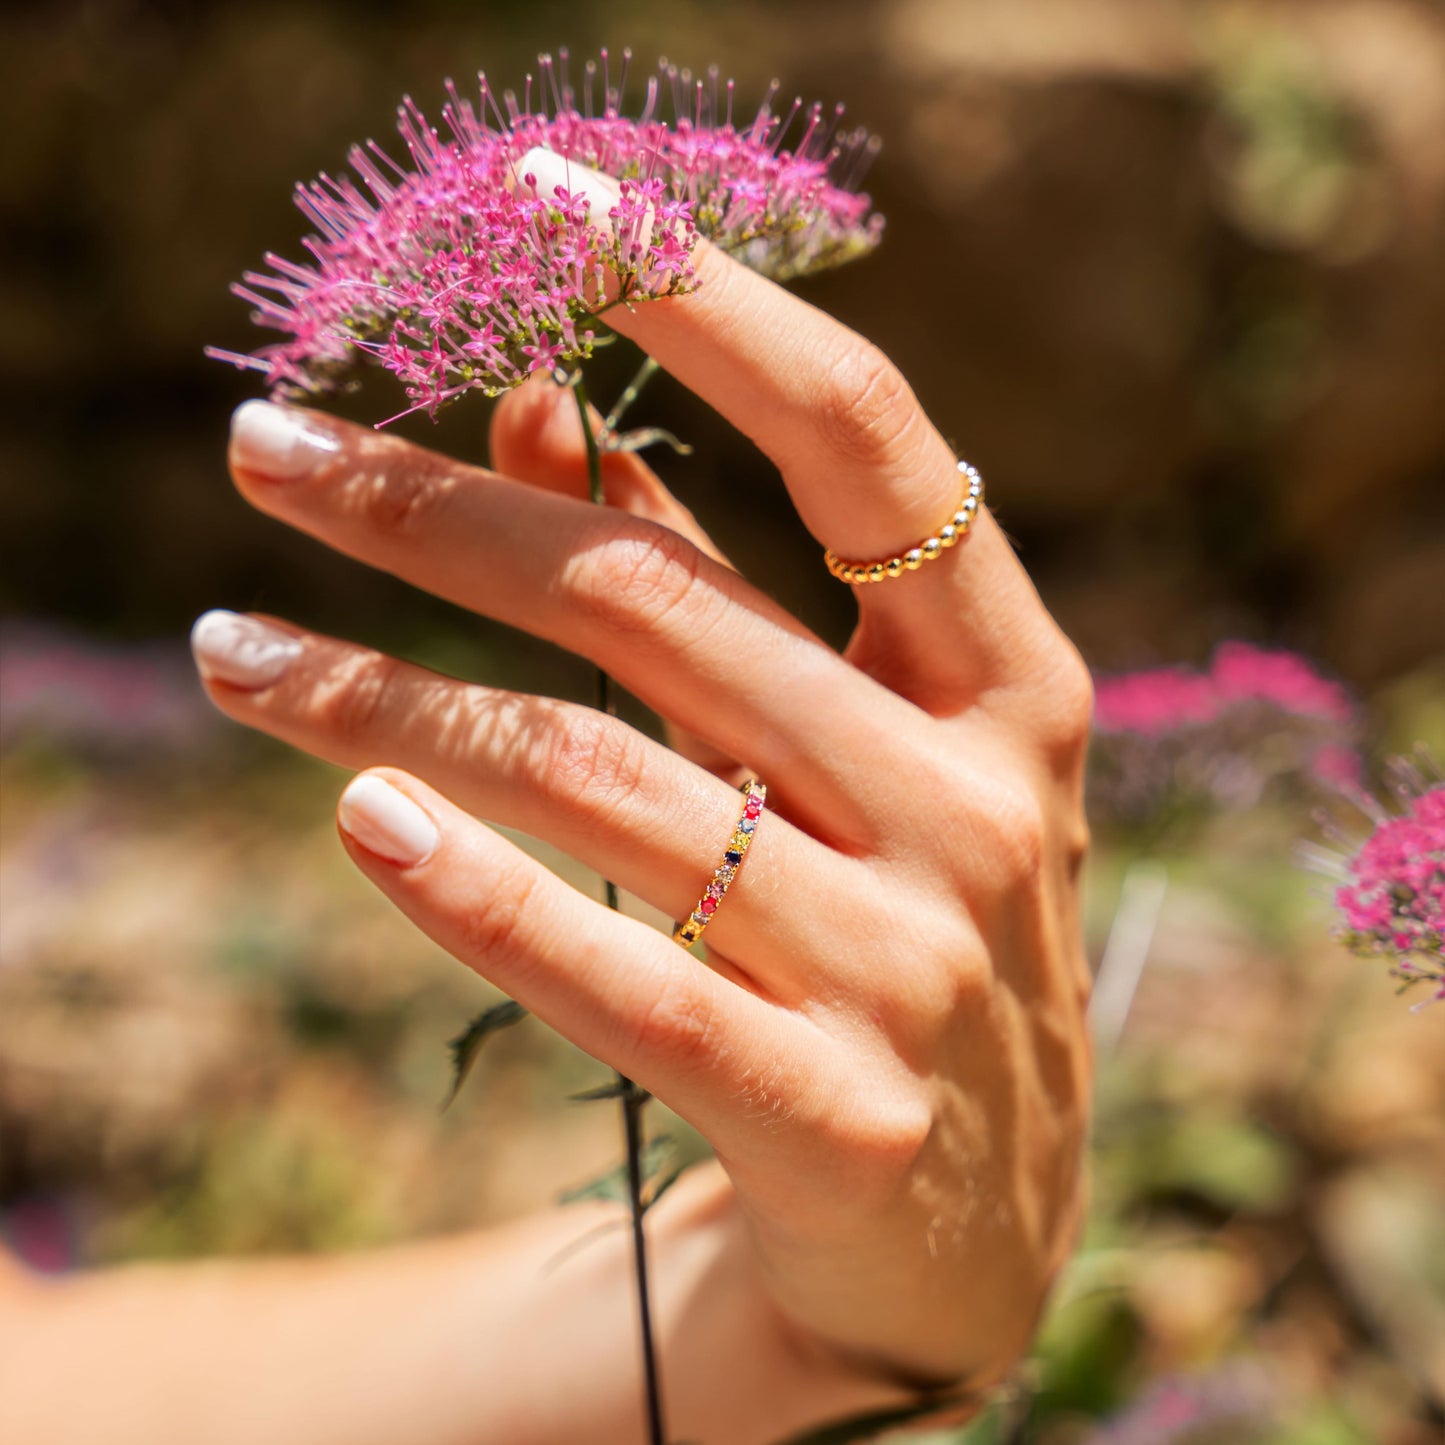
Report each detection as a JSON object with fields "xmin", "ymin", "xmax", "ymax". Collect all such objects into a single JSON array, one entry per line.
[
  {"xmin": 724, "ymin": 850, "xmax": 743, "ymax": 865},
  {"xmin": 739, "ymin": 818, "xmax": 756, "ymax": 833}
]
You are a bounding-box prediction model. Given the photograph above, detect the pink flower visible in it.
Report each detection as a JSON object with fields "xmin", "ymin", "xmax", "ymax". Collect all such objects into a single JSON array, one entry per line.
[
  {"xmin": 1329, "ymin": 767, "xmax": 1445, "ymax": 1005},
  {"xmin": 208, "ymin": 51, "xmax": 883, "ymax": 420}
]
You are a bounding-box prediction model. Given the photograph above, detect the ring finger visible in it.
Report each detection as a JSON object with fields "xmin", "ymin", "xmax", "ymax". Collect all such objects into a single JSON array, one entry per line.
[{"xmin": 189, "ymin": 609, "xmax": 867, "ymax": 998}]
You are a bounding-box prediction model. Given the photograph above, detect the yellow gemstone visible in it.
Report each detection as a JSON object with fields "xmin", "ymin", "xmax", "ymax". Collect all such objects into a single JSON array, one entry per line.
[{"xmin": 731, "ymin": 832, "xmax": 750, "ymax": 851}]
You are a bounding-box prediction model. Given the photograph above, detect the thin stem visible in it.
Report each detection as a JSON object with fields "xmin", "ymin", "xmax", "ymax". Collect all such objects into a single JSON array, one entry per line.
[
  {"xmin": 1089, "ymin": 859, "xmax": 1168, "ymax": 1056},
  {"xmin": 569, "ymin": 372, "xmax": 667, "ymax": 1445},
  {"xmin": 604, "ymin": 353, "xmax": 662, "ymax": 436}
]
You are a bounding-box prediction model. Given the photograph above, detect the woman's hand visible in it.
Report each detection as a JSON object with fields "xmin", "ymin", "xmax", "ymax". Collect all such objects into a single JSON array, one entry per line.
[{"xmin": 192, "ymin": 233, "xmax": 1093, "ymax": 1402}]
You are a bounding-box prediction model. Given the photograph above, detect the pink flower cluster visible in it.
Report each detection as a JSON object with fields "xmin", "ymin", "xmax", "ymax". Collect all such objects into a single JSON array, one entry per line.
[
  {"xmin": 1086, "ymin": 643, "xmax": 1362, "ymax": 837},
  {"xmin": 1093, "ymin": 641, "xmax": 1356, "ymax": 737},
  {"xmin": 1334, "ymin": 781, "xmax": 1445, "ymax": 1003},
  {"xmin": 208, "ymin": 52, "xmax": 883, "ymax": 420}
]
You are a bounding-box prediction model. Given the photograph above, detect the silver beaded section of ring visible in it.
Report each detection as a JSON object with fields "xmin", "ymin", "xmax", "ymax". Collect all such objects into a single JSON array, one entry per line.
[{"xmin": 824, "ymin": 461, "xmax": 985, "ymax": 584}]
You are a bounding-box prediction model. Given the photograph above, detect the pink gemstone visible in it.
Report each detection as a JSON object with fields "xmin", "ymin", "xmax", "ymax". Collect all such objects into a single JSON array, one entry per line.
[
  {"xmin": 700, "ymin": 897, "xmax": 718, "ymax": 915},
  {"xmin": 706, "ymin": 883, "xmax": 725, "ymax": 900}
]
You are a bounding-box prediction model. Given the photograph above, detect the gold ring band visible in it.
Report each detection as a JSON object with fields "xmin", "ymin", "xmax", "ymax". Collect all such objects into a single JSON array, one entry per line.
[
  {"xmin": 672, "ymin": 780, "xmax": 766, "ymax": 948},
  {"xmin": 824, "ymin": 461, "xmax": 984, "ymax": 584}
]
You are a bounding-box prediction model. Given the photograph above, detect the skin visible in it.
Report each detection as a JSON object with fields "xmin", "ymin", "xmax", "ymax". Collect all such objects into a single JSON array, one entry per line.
[{"xmin": 0, "ymin": 233, "xmax": 1093, "ymax": 1444}]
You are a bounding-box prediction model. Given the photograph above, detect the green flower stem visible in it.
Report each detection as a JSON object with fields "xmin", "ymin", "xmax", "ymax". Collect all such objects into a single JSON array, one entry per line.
[
  {"xmin": 569, "ymin": 372, "xmax": 668, "ymax": 1445},
  {"xmin": 604, "ymin": 354, "xmax": 662, "ymax": 437}
]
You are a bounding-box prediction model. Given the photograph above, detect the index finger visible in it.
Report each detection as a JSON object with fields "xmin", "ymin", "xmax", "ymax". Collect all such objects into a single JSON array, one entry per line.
[{"xmin": 523, "ymin": 148, "xmax": 1066, "ymax": 706}]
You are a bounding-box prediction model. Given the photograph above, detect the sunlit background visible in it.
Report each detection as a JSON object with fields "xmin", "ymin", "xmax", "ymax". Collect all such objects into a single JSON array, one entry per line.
[{"xmin": 2, "ymin": 2, "xmax": 1442, "ymax": 1441}]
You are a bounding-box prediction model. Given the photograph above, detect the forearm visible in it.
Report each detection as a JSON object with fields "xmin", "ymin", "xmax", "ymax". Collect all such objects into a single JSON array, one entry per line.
[{"xmin": 0, "ymin": 1164, "xmax": 905, "ymax": 1445}]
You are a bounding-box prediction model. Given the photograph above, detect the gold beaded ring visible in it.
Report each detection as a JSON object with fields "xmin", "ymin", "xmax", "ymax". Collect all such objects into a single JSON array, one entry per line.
[
  {"xmin": 824, "ymin": 461, "xmax": 984, "ymax": 584},
  {"xmin": 672, "ymin": 780, "xmax": 766, "ymax": 948}
]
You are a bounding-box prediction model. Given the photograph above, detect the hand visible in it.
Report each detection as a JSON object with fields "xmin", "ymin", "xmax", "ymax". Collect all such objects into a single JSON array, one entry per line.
[{"xmin": 192, "ymin": 235, "xmax": 1093, "ymax": 1397}]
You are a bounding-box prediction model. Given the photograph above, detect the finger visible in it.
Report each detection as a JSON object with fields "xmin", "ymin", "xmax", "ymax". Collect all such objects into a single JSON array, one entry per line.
[
  {"xmin": 490, "ymin": 377, "xmax": 741, "ymax": 778},
  {"xmin": 227, "ymin": 400, "xmax": 926, "ymax": 839},
  {"xmin": 333, "ymin": 766, "xmax": 827, "ymax": 1157},
  {"xmin": 522, "ymin": 148, "xmax": 1063, "ymax": 706},
  {"xmin": 190, "ymin": 609, "xmax": 853, "ymax": 991},
  {"xmin": 490, "ymin": 375, "xmax": 728, "ymax": 566}
]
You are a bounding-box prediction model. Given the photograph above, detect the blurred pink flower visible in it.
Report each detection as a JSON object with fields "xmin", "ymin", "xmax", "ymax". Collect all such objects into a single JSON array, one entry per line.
[
  {"xmin": 1087, "ymin": 643, "xmax": 1362, "ymax": 837},
  {"xmin": 208, "ymin": 51, "xmax": 882, "ymax": 420},
  {"xmin": 0, "ymin": 622, "xmax": 213, "ymax": 755},
  {"xmin": 1082, "ymin": 1363, "xmax": 1274, "ymax": 1444},
  {"xmin": 1094, "ymin": 641, "xmax": 1356, "ymax": 737}
]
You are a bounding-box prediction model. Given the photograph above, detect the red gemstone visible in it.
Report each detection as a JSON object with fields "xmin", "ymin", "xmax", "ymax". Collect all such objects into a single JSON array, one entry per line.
[
  {"xmin": 744, "ymin": 799, "xmax": 762, "ymax": 817},
  {"xmin": 700, "ymin": 897, "xmax": 718, "ymax": 915}
]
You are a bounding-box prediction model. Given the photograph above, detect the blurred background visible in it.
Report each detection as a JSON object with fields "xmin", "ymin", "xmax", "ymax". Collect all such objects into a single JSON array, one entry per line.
[{"xmin": 1, "ymin": 2, "xmax": 1442, "ymax": 1442}]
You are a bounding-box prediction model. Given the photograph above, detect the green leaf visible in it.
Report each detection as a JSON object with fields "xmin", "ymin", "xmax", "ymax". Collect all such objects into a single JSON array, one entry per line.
[
  {"xmin": 442, "ymin": 1000, "xmax": 528, "ymax": 1111},
  {"xmin": 1114, "ymin": 1114, "xmax": 1297, "ymax": 1213},
  {"xmin": 559, "ymin": 1135, "xmax": 676, "ymax": 1207},
  {"xmin": 567, "ymin": 1081, "xmax": 652, "ymax": 1104},
  {"xmin": 639, "ymin": 1164, "xmax": 688, "ymax": 1215}
]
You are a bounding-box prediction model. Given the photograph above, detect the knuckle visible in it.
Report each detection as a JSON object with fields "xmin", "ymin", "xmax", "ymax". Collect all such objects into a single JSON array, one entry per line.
[
  {"xmin": 908, "ymin": 749, "xmax": 1048, "ymax": 897},
  {"xmin": 818, "ymin": 1081, "xmax": 934, "ymax": 1195},
  {"xmin": 979, "ymin": 779, "xmax": 1048, "ymax": 893},
  {"xmin": 813, "ymin": 342, "xmax": 919, "ymax": 468},
  {"xmin": 535, "ymin": 711, "xmax": 647, "ymax": 819},
  {"xmin": 317, "ymin": 653, "xmax": 402, "ymax": 748},
  {"xmin": 997, "ymin": 794, "xmax": 1047, "ymax": 888},
  {"xmin": 457, "ymin": 858, "xmax": 538, "ymax": 965},
  {"xmin": 1042, "ymin": 638, "xmax": 1096, "ymax": 754},
  {"xmin": 563, "ymin": 527, "xmax": 704, "ymax": 639},
  {"xmin": 627, "ymin": 969, "xmax": 716, "ymax": 1063},
  {"xmin": 349, "ymin": 457, "xmax": 454, "ymax": 537},
  {"xmin": 915, "ymin": 946, "xmax": 995, "ymax": 1025}
]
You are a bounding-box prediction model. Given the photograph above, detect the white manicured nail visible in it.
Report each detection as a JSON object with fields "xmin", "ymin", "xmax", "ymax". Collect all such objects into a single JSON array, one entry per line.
[
  {"xmin": 190, "ymin": 610, "xmax": 302, "ymax": 689},
  {"xmin": 230, "ymin": 400, "xmax": 339, "ymax": 479},
  {"xmin": 518, "ymin": 146, "xmax": 620, "ymax": 207},
  {"xmin": 338, "ymin": 775, "xmax": 439, "ymax": 867}
]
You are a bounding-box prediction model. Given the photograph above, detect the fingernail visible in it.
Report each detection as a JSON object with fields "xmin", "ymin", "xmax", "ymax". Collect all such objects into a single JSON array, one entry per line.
[
  {"xmin": 190, "ymin": 609, "xmax": 302, "ymax": 689},
  {"xmin": 230, "ymin": 399, "xmax": 339, "ymax": 479},
  {"xmin": 338, "ymin": 775, "xmax": 439, "ymax": 867},
  {"xmin": 517, "ymin": 146, "xmax": 620, "ymax": 207}
]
